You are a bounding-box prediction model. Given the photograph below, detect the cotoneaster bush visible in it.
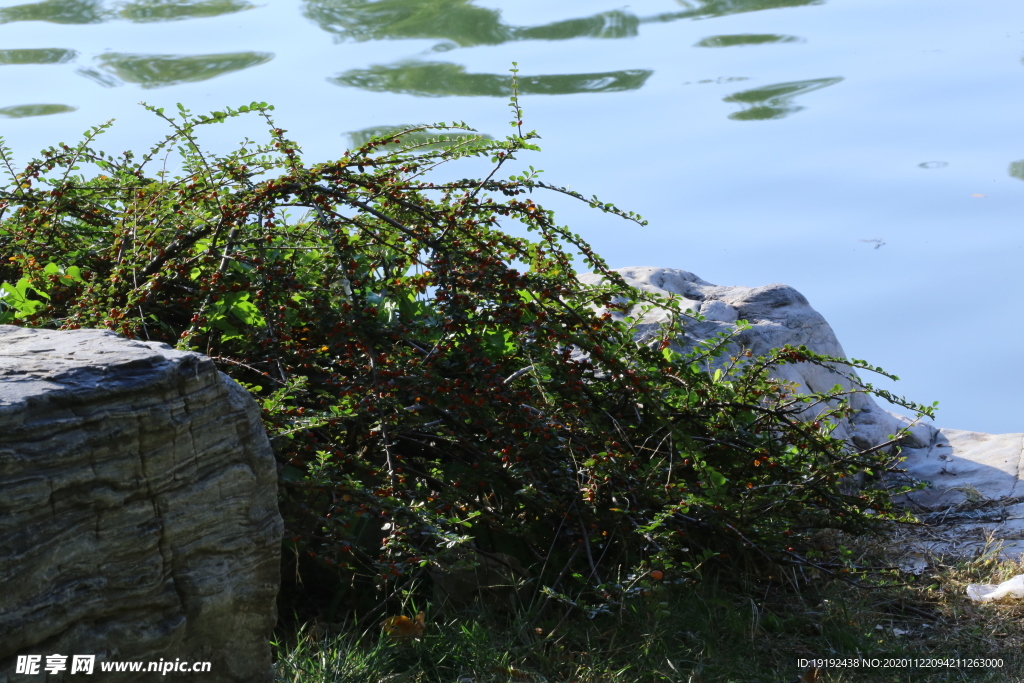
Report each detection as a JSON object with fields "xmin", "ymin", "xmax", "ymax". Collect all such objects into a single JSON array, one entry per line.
[{"xmin": 0, "ymin": 70, "xmax": 933, "ymax": 626}]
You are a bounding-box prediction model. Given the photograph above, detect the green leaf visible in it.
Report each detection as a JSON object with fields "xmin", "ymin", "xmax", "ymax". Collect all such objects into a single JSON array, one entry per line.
[
  {"xmin": 0, "ymin": 278, "xmax": 46, "ymax": 316},
  {"xmin": 705, "ymin": 466, "xmax": 727, "ymax": 489},
  {"xmin": 226, "ymin": 293, "xmax": 264, "ymax": 326}
]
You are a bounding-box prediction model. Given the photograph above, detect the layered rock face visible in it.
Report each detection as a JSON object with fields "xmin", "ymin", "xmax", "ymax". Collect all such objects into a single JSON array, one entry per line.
[
  {"xmin": 0, "ymin": 326, "xmax": 283, "ymax": 682},
  {"xmin": 583, "ymin": 267, "xmax": 1024, "ymax": 558}
]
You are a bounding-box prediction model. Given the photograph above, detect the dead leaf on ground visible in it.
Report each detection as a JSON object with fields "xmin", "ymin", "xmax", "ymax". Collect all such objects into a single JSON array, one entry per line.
[
  {"xmin": 380, "ymin": 611, "xmax": 426, "ymax": 642},
  {"xmin": 798, "ymin": 666, "xmax": 823, "ymax": 682},
  {"xmin": 490, "ymin": 665, "xmax": 537, "ymax": 680}
]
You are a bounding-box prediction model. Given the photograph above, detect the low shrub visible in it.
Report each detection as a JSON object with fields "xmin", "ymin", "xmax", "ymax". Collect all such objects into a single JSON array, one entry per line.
[{"xmin": 0, "ymin": 68, "xmax": 933, "ymax": 628}]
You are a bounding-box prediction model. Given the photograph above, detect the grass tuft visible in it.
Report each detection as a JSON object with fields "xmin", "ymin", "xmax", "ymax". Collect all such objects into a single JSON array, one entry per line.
[{"xmin": 273, "ymin": 528, "xmax": 1024, "ymax": 682}]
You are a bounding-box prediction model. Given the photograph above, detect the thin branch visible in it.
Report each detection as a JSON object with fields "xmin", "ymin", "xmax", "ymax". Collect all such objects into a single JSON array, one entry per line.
[{"xmin": 504, "ymin": 365, "xmax": 535, "ymax": 385}]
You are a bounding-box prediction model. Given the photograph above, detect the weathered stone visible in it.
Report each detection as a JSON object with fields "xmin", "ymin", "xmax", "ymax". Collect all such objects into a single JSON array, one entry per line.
[
  {"xmin": 577, "ymin": 267, "xmax": 932, "ymax": 451},
  {"xmin": 0, "ymin": 325, "xmax": 282, "ymax": 682},
  {"xmin": 899, "ymin": 430, "xmax": 1024, "ymax": 508},
  {"xmin": 891, "ymin": 429, "xmax": 1024, "ymax": 558},
  {"xmin": 581, "ymin": 267, "xmax": 1024, "ymax": 559}
]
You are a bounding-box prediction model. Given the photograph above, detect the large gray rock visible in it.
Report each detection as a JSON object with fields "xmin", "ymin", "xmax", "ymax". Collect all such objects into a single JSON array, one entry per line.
[
  {"xmin": 578, "ymin": 267, "xmax": 934, "ymax": 451},
  {"xmin": 0, "ymin": 326, "xmax": 282, "ymax": 682}
]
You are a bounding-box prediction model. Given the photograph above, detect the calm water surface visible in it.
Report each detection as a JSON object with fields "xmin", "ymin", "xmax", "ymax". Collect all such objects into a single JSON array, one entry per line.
[{"xmin": 1, "ymin": 0, "xmax": 1022, "ymax": 433}]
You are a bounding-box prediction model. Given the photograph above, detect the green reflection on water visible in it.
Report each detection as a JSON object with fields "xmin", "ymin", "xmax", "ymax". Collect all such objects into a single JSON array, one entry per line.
[
  {"xmin": 90, "ymin": 51, "xmax": 273, "ymax": 88},
  {"xmin": 514, "ymin": 10, "xmax": 639, "ymax": 41},
  {"xmin": 0, "ymin": 103, "xmax": 77, "ymax": 117},
  {"xmin": 307, "ymin": 0, "xmax": 821, "ymax": 99},
  {"xmin": 694, "ymin": 34, "xmax": 801, "ymax": 48},
  {"xmin": 0, "ymin": 0, "xmax": 107, "ymax": 25},
  {"xmin": 647, "ymin": 0, "xmax": 822, "ymax": 24},
  {"xmin": 1010, "ymin": 161, "xmax": 1024, "ymax": 181},
  {"xmin": 0, "ymin": 48, "xmax": 78, "ymax": 64},
  {"xmin": 0, "ymin": 0, "xmax": 825, "ymax": 31},
  {"xmin": 724, "ymin": 76, "xmax": 842, "ymax": 120},
  {"xmin": 304, "ymin": 1, "xmax": 638, "ymax": 46},
  {"xmin": 348, "ymin": 124, "xmax": 493, "ymax": 151},
  {"xmin": 304, "ymin": 0, "xmax": 820, "ymax": 46},
  {"xmin": 331, "ymin": 61, "xmax": 652, "ymax": 97},
  {"xmin": 305, "ymin": 0, "xmax": 509, "ymax": 46},
  {"xmin": 118, "ymin": 0, "xmax": 255, "ymax": 22},
  {"xmin": 0, "ymin": 0, "xmax": 252, "ymax": 24}
]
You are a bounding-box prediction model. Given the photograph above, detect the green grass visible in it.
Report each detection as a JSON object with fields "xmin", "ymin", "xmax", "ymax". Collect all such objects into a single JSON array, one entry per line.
[{"xmin": 271, "ymin": 530, "xmax": 1024, "ymax": 683}]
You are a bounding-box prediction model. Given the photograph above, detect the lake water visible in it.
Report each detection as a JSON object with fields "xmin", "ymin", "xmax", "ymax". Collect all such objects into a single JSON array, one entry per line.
[{"xmin": 1, "ymin": 0, "xmax": 1022, "ymax": 434}]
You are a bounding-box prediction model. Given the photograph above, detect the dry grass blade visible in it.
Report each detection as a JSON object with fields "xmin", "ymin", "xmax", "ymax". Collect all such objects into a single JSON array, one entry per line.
[{"xmin": 797, "ymin": 666, "xmax": 822, "ymax": 682}]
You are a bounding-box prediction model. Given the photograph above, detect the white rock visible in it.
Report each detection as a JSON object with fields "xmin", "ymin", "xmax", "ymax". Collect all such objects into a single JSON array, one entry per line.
[
  {"xmin": 894, "ymin": 429, "xmax": 1024, "ymax": 559},
  {"xmin": 578, "ymin": 267, "xmax": 930, "ymax": 451},
  {"xmin": 582, "ymin": 267, "xmax": 1024, "ymax": 559},
  {"xmin": 898, "ymin": 430, "xmax": 1024, "ymax": 508}
]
